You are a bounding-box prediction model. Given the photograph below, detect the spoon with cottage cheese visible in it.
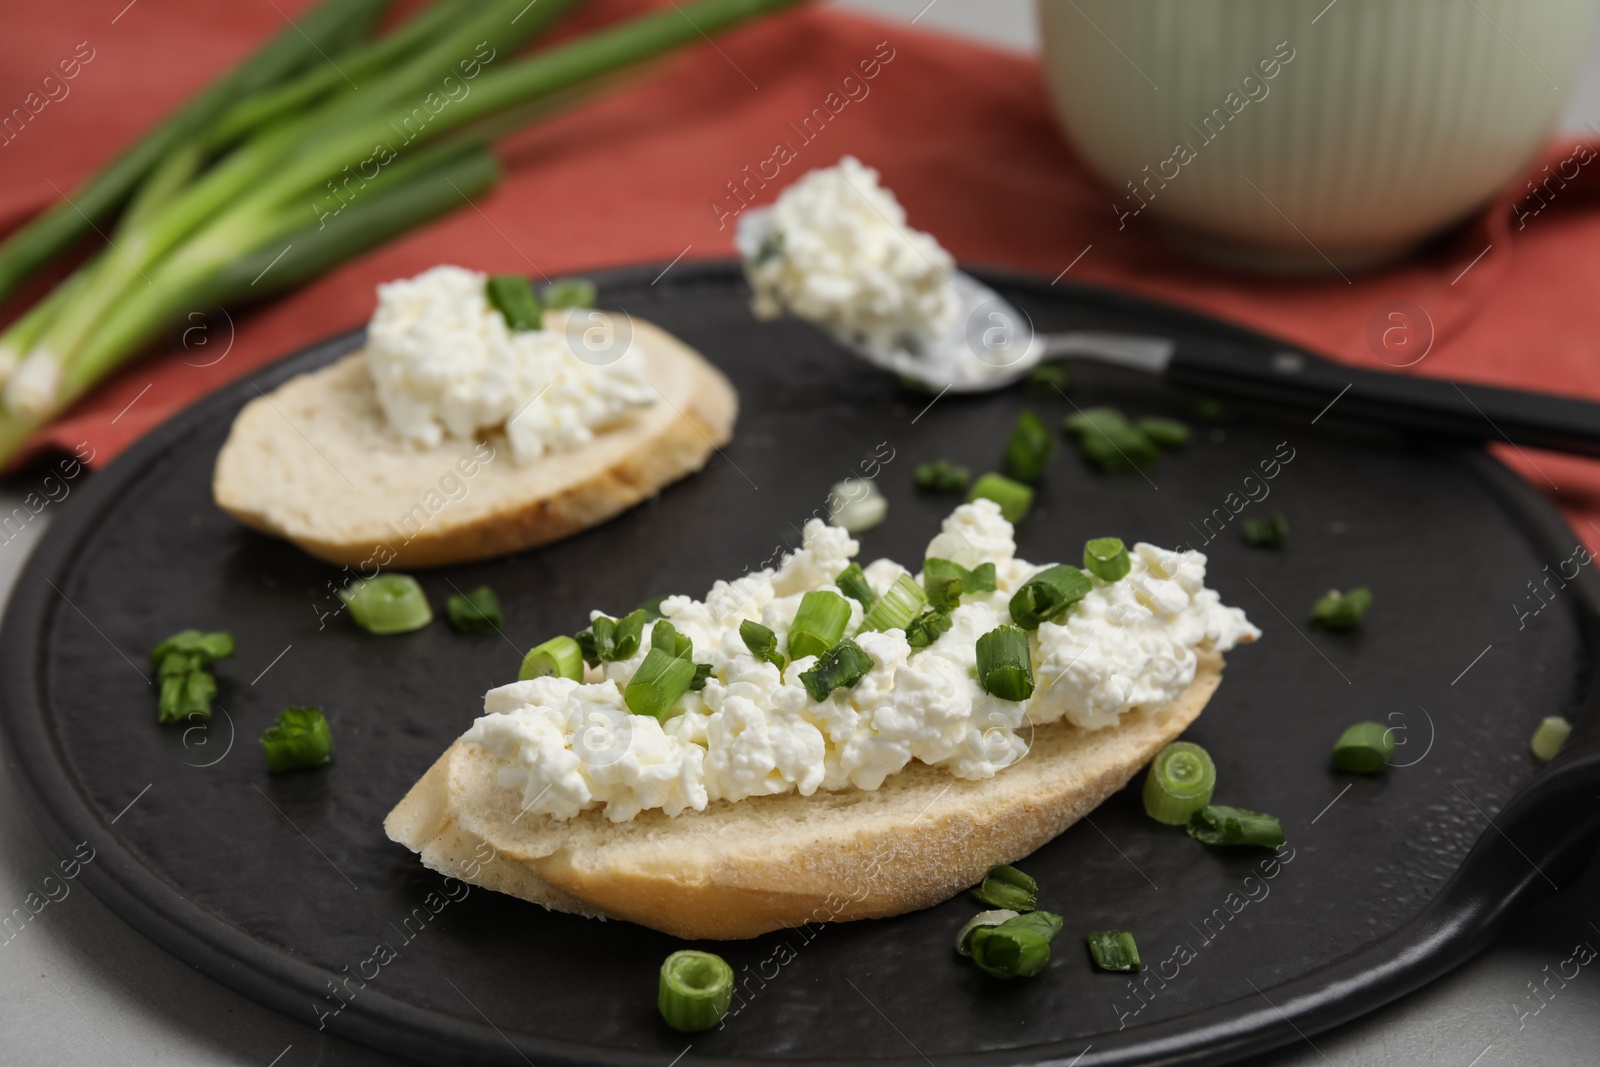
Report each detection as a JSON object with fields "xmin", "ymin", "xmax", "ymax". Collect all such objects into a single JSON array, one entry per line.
[{"xmin": 735, "ymin": 156, "xmax": 1171, "ymax": 394}]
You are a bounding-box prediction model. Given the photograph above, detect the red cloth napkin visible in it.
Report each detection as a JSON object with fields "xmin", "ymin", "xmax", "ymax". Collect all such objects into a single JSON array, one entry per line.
[{"xmin": 5, "ymin": 0, "xmax": 1600, "ymax": 539}]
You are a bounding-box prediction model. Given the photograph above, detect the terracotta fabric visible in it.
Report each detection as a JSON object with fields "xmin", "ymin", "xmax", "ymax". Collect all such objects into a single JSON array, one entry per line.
[{"xmin": 4, "ymin": 0, "xmax": 1599, "ymax": 538}]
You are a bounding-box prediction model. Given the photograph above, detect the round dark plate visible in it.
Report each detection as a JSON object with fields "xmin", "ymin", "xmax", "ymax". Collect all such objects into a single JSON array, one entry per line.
[{"xmin": 3, "ymin": 262, "xmax": 1599, "ymax": 1067}]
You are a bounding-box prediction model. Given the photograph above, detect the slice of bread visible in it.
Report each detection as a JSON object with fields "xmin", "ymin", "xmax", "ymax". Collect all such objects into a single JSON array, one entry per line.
[
  {"xmin": 212, "ymin": 314, "xmax": 737, "ymax": 568},
  {"xmin": 384, "ymin": 653, "xmax": 1225, "ymax": 940}
]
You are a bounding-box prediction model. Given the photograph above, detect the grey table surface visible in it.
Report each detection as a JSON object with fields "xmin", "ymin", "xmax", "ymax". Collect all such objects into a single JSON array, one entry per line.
[{"xmin": 6, "ymin": 3, "xmax": 1600, "ymax": 1065}]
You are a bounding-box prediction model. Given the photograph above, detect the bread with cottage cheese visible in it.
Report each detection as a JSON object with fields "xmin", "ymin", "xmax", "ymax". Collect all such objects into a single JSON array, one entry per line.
[
  {"xmin": 212, "ymin": 313, "xmax": 736, "ymax": 568},
  {"xmin": 383, "ymin": 653, "xmax": 1224, "ymax": 940}
]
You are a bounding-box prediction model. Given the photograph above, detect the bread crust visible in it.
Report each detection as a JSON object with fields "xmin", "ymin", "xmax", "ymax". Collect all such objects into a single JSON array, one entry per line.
[{"xmin": 385, "ymin": 654, "xmax": 1225, "ymax": 940}]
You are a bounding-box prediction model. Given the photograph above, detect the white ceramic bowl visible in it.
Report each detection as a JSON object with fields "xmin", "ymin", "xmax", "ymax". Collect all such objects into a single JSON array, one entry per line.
[{"xmin": 1038, "ymin": 0, "xmax": 1598, "ymax": 272}]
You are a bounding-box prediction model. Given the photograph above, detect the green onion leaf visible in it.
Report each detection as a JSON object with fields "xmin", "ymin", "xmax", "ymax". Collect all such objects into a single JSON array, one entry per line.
[
  {"xmin": 658, "ymin": 949, "xmax": 734, "ymax": 1033},
  {"xmin": 1311, "ymin": 587, "xmax": 1372, "ymax": 629},
  {"xmin": 339, "ymin": 575, "xmax": 431, "ymax": 634},
  {"xmin": 1025, "ymin": 363, "xmax": 1070, "ymax": 395},
  {"xmin": 445, "ymin": 585, "xmax": 503, "ymax": 635},
  {"xmin": 1187, "ymin": 805, "xmax": 1286, "ymax": 848},
  {"xmin": 969, "ymin": 915, "xmax": 1057, "ymax": 979},
  {"xmin": 923, "ymin": 558, "xmax": 995, "ymax": 612},
  {"xmin": 835, "ymin": 563, "xmax": 876, "ymax": 607},
  {"xmin": 1002, "ymin": 410, "xmax": 1056, "ymax": 484},
  {"xmin": 1063, "ymin": 407, "xmax": 1160, "ymax": 473},
  {"xmin": 859, "ymin": 574, "xmax": 928, "ymax": 633},
  {"xmin": 915, "ymin": 459, "xmax": 970, "ymax": 494},
  {"xmin": 149, "ymin": 629, "xmax": 236, "ymax": 666},
  {"xmin": 541, "ymin": 277, "xmax": 597, "ymax": 310},
  {"xmin": 971, "ymin": 863, "xmax": 1037, "ymax": 911},
  {"xmin": 1531, "ymin": 716, "xmax": 1572, "ymax": 761},
  {"xmin": 976, "ymin": 625, "xmax": 1035, "ymax": 700},
  {"xmin": 1086, "ymin": 930, "xmax": 1142, "ymax": 972},
  {"xmin": 1083, "ymin": 537, "xmax": 1131, "ymax": 581},
  {"xmin": 787, "ymin": 590, "xmax": 851, "ymax": 662},
  {"xmin": 519, "ymin": 636, "xmax": 585, "ymax": 682},
  {"xmin": 955, "ymin": 909, "xmax": 1019, "ymax": 956},
  {"xmin": 156, "ymin": 651, "xmax": 203, "ymax": 679},
  {"xmin": 968, "ymin": 472, "xmax": 1034, "ymax": 523},
  {"xmin": 159, "ymin": 670, "xmax": 218, "ymax": 725},
  {"xmin": 1241, "ymin": 512, "xmax": 1289, "ymax": 549},
  {"xmin": 486, "ymin": 274, "xmax": 542, "ymax": 331},
  {"xmin": 690, "ymin": 661, "xmax": 714, "ymax": 692},
  {"xmin": 261, "ymin": 706, "xmax": 332, "ymax": 773},
  {"xmin": 578, "ymin": 609, "xmax": 651, "ymax": 664},
  {"xmin": 625, "ymin": 648, "xmax": 697, "ymax": 719},
  {"xmin": 650, "ymin": 619, "xmax": 694, "ymax": 659},
  {"xmin": 739, "ymin": 619, "xmax": 786, "ymax": 669},
  {"xmin": 1142, "ymin": 741, "xmax": 1217, "ymax": 824},
  {"xmin": 800, "ymin": 638, "xmax": 875, "ymax": 703},
  {"xmin": 1136, "ymin": 416, "xmax": 1191, "ymax": 448},
  {"xmin": 1331, "ymin": 722, "xmax": 1395, "ymax": 773},
  {"xmin": 904, "ymin": 608, "xmax": 953, "ymax": 648},
  {"xmin": 1008, "ymin": 564, "xmax": 1092, "ymax": 630}
]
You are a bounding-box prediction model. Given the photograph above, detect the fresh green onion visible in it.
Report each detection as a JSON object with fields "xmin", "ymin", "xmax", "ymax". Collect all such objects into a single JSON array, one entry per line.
[
  {"xmin": 149, "ymin": 629, "xmax": 234, "ymax": 724},
  {"xmin": 976, "ymin": 625, "xmax": 1035, "ymax": 700},
  {"xmin": 1002, "ymin": 410, "xmax": 1055, "ymax": 484},
  {"xmin": 968, "ymin": 473, "xmax": 1034, "ymax": 523},
  {"xmin": 625, "ymin": 648, "xmax": 697, "ymax": 719},
  {"xmin": 1242, "ymin": 512, "xmax": 1289, "ymax": 549},
  {"xmin": 261, "ymin": 706, "xmax": 333, "ymax": 773},
  {"xmin": 923, "ymin": 558, "xmax": 995, "ymax": 612},
  {"xmin": 541, "ymin": 277, "xmax": 597, "ymax": 309},
  {"xmin": 859, "ymin": 574, "xmax": 927, "ymax": 633},
  {"xmin": 955, "ymin": 910, "xmax": 1019, "ymax": 956},
  {"xmin": 1531, "ymin": 716, "xmax": 1572, "ymax": 761},
  {"xmin": 915, "ymin": 459, "xmax": 970, "ymax": 494},
  {"xmin": 1063, "ymin": 407, "xmax": 1159, "ymax": 473},
  {"xmin": 1331, "ymin": 722, "xmax": 1395, "ymax": 773},
  {"xmin": 159, "ymin": 670, "xmax": 218, "ymax": 725},
  {"xmin": 1188, "ymin": 805, "xmax": 1286, "ymax": 848},
  {"xmin": 827, "ymin": 478, "xmax": 888, "ymax": 533},
  {"xmin": 969, "ymin": 912, "xmax": 1060, "ymax": 979},
  {"xmin": 1137, "ymin": 416, "xmax": 1191, "ymax": 448},
  {"xmin": 486, "ymin": 274, "xmax": 542, "ymax": 331},
  {"xmin": 1008, "ymin": 564, "xmax": 1092, "ymax": 630},
  {"xmin": 658, "ymin": 950, "xmax": 734, "ymax": 1033},
  {"xmin": 905, "ymin": 609, "xmax": 953, "ymax": 648},
  {"xmin": 835, "ymin": 563, "xmax": 876, "ymax": 607},
  {"xmin": 649, "ymin": 619, "xmax": 694, "ymax": 659},
  {"xmin": 799, "ymin": 638, "xmax": 874, "ymax": 703},
  {"xmin": 519, "ymin": 636, "xmax": 584, "ymax": 682},
  {"xmin": 739, "ymin": 619, "xmax": 786, "ymax": 669},
  {"xmin": 1086, "ymin": 930, "xmax": 1142, "ymax": 973},
  {"xmin": 577, "ymin": 609, "xmax": 650, "ymax": 665},
  {"xmin": 1083, "ymin": 537, "xmax": 1130, "ymax": 582},
  {"xmin": 971, "ymin": 864, "xmax": 1037, "ymax": 911},
  {"xmin": 690, "ymin": 662, "xmax": 714, "ymax": 691},
  {"xmin": 445, "ymin": 585, "xmax": 502, "ymax": 634},
  {"xmin": 149, "ymin": 629, "xmax": 236, "ymax": 666},
  {"xmin": 1142, "ymin": 741, "xmax": 1217, "ymax": 824},
  {"xmin": 1025, "ymin": 363, "xmax": 1070, "ymax": 395},
  {"xmin": 787, "ymin": 590, "xmax": 850, "ymax": 662},
  {"xmin": 1311, "ymin": 587, "xmax": 1372, "ymax": 629},
  {"xmin": 339, "ymin": 574, "xmax": 432, "ymax": 634}
]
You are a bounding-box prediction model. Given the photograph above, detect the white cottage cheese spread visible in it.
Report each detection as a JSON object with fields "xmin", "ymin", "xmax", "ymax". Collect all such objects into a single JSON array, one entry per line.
[
  {"xmin": 737, "ymin": 156, "xmax": 961, "ymax": 352},
  {"xmin": 364, "ymin": 265, "xmax": 655, "ymax": 464},
  {"xmin": 462, "ymin": 501, "xmax": 1259, "ymax": 822}
]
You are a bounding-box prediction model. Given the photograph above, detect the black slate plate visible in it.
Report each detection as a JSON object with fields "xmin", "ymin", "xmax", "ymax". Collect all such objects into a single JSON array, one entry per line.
[{"xmin": 3, "ymin": 262, "xmax": 1599, "ymax": 1067}]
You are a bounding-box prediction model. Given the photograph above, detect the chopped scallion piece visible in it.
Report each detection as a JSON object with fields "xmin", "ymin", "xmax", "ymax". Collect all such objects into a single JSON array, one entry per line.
[
  {"xmin": 1025, "ymin": 363, "xmax": 1070, "ymax": 395},
  {"xmin": 956, "ymin": 909, "xmax": 1019, "ymax": 956},
  {"xmin": 968, "ymin": 472, "xmax": 1034, "ymax": 523},
  {"xmin": 650, "ymin": 618, "xmax": 694, "ymax": 659},
  {"xmin": 859, "ymin": 574, "xmax": 927, "ymax": 633},
  {"xmin": 149, "ymin": 628, "xmax": 233, "ymax": 725},
  {"xmin": 976, "ymin": 625, "xmax": 1035, "ymax": 700},
  {"xmin": 658, "ymin": 950, "xmax": 734, "ymax": 1033},
  {"xmin": 799, "ymin": 638, "xmax": 874, "ymax": 703},
  {"xmin": 577, "ymin": 608, "xmax": 650, "ymax": 666},
  {"xmin": 149, "ymin": 629, "xmax": 235, "ymax": 666},
  {"xmin": 787, "ymin": 590, "xmax": 850, "ymax": 662},
  {"xmin": 519, "ymin": 636, "xmax": 585, "ymax": 682},
  {"xmin": 969, "ymin": 911, "xmax": 1061, "ymax": 979},
  {"xmin": 971, "ymin": 863, "xmax": 1037, "ymax": 911},
  {"xmin": 1188, "ymin": 805, "xmax": 1285, "ymax": 848},
  {"xmin": 625, "ymin": 648, "xmax": 697, "ymax": 719},
  {"xmin": 1331, "ymin": 722, "xmax": 1395, "ymax": 773},
  {"xmin": 904, "ymin": 608, "xmax": 953, "ymax": 648},
  {"xmin": 1008, "ymin": 564, "xmax": 1092, "ymax": 630},
  {"xmin": 485, "ymin": 274, "xmax": 542, "ymax": 331},
  {"xmin": 690, "ymin": 661, "xmax": 714, "ymax": 691},
  {"xmin": 1242, "ymin": 512, "xmax": 1289, "ymax": 549},
  {"xmin": 339, "ymin": 575, "xmax": 432, "ymax": 635},
  {"xmin": 915, "ymin": 459, "xmax": 970, "ymax": 494},
  {"xmin": 739, "ymin": 619, "xmax": 786, "ymax": 669},
  {"xmin": 1311, "ymin": 587, "xmax": 1372, "ymax": 629},
  {"xmin": 541, "ymin": 277, "xmax": 597, "ymax": 310},
  {"xmin": 923, "ymin": 557, "xmax": 994, "ymax": 612},
  {"xmin": 1142, "ymin": 741, "xmax": 1216, "ymax": 824},
  {"xmin": 1083, "ymin": 537, "xmax": 1130, "ymax": 582},
  {"xmin": 1136, "ymin": 416, "xmax": 1191, "ymax": 448},
  {"xmin": 261, "ymin": 706, "xmax": 332, "ymax": 773},
  {"xmin": 159, "ymin": 670, "xmax": 217, "ymax": 724},
  {"xmin": 1063, "ymin": 407, "xmax": 1160, "ymax": 473},
  {"xmin": 445, "ymin": 585, "xmax": 502, "ymax": 635},
  {"xmin": 1086, "ymin": 930, "xmax": 1142, "ymax": 972},
  {"xmin": 1002, "ymin": 410, "xmax": 1055, "ymax": 484},
  {"xmin": 1531, "ymin": 716, "xmax": 1572, "ymax": 761},
  {"xmin": 835, "ymin": 563, "xmax": 876, "ymax": 607}
]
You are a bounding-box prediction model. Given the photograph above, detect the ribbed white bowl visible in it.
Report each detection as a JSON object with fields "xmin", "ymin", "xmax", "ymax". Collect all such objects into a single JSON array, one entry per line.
[{"xmin": 1038, "ymin": 0, "xmax": 1598, "ymax": 272}]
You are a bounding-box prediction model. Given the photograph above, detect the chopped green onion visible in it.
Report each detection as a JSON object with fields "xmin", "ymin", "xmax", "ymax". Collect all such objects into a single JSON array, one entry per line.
[
  {"xmin": 968, "ymin": 472, "xmax": 1034, "ymax": 523},
  {"xmin": 690, "ymin": 661, "xmax": 714, "ymax": 691},
  {"xmin": 835, "ymin": 563, "xmax": 876, "ymax": 607},
  {"xmin": 905, "ymin": 608, "xmax": 953, "ymax": 648},
  {"xmin": 625, "ymin": 649, "xmax": 698, "ymax": 719},
  {"xmin": 800, "ymin": 638, "xmax": 875, "ymax": 703},
  {"xmin": 787, "ymin": 590, "xmax": 851, "ymax": 662},
  {"xmin": 1083, "ymin": 537, "xmax": 1131, "ymax": 582},
  {"xmin": 1008, "ymin": 564, "xmax": 1092, "ymax": 630},
  {"xmin": 1025, "ymin": 363, "xmax": 1070, "ymax": 395},
  {"xmin": 739, "ymin": 619, "xmax": 786, "ymax": 669},
  {"xmin": 149, "ymin": 628, "xmax": 233, "ymax": 724},
  {"xmin": 149, "ymin": 629, "xmax": 236, "ymax": 666},
  {"xmin": 1002, "ymin": 410, "xmax": 1055, "ymax": 484},
  {"xmin": 650, "ymin": 619, "xmax": 694, "ymax": 659},
  {"xmin": 1531, "ymin": 716, "xmax": 1572, "ymax": 761},
  {"xmin": 159, "ymin": 670, "xmax": 217, "ymax": 724},
  {"xmin": 859, "ymin": 574, "xmax": 928, "ymax": 633},
  {"xmin": 486, "ymin": 274, "xmax": 542, "ymax": 331},
  {"xmin": 1311, "ymin": 587, "xmax": 1372, "ymax": 629},
  {"xmin": 1242, "ymin": 512, "xmax": 1289, "ymax": 549},
  {"xmin": 541, "ymin": 277, "xmax": 597, "ymax": 310},
  {"xmin": 339, "ymin": 575, "xmax": 432, "ymax": 635},
  {"xmin": 1331, "ymin": 722, "xmax": 1395, "ymax": 773},
  {"xmin": 955, "ymin": 909, "xmax": 1019, "ymax": 956},
  {"xmin": 1142, "ymin": 741, "xmax": 1217, "ymax": 824},
  {"xmin": 1188, "ymin": 805, "xmax": 1286, "ymax": 848},
  {"xmin": 445, "ymin": 585, "xmax": 502, "ymax": 635},
  {"xmin": 1137, "ymin": 416, "xmax": 1191, "ymax": 448},
  {"xmin": 519, "ymin": 636, "xmax": 585, "ymax": 682},
  {"xmin": 923, "ymin": 558, "xmax": 995, "ymax": 612},
  {"xmin": 578, "ymin": 608, "xmax": 650, "ymax": 665},
  {"xmin": 915, "ymin": 460, "xmax": 970, "ymax": 494},
  {"xmin": 976, "ymin": 625, "xmax": 1035, "ymax": 700},
  {"xmin": 969, "ymin": 912, "xmax": 1060, "ymax": 979},
  {"xmin": 261, "ymin": 706, "xmax": 333, "ymax": 773},
  {"xmin": 828, "ymin": 478, "xmax": 887, "ymax": 533},
  {"xmin": 1063, "ymin": 407, "xmax": 1160, "ymax": 473},
  {"xmin": 971, "ymin": 863, "xmax": 1037, "ymax": 911},
  {"xmin": 1086, "ymin": 930, "xmax": 1142, "ymax": 972},
  {"xmin": 658, "ymin": 950, "xmax": 734, "ymax": 1033}
]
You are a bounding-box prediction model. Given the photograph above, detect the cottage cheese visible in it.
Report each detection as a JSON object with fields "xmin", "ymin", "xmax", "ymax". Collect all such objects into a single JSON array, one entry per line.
[
  {"xmin": 364, "ymin": 265, "xmax": 655, "ymax": 464},
  {"xmin": 736, "ymin": 156, "xmax": 960, "ymax": 352},
  {"xmin": 462, "ymin": 501, "xmax": 1260, "ymax": 822}
]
